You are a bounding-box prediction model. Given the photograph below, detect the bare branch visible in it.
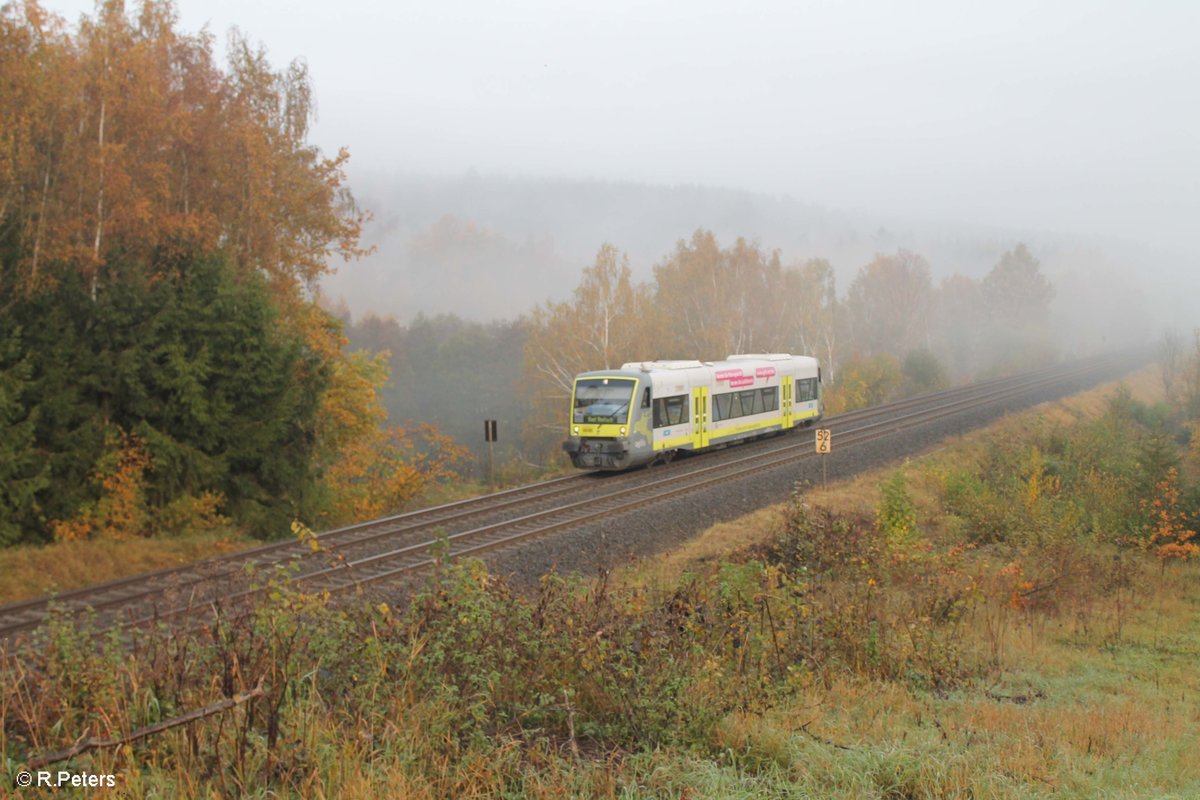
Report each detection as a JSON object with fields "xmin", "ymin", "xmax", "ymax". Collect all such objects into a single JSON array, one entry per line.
[{"xmin": 25, "ymin": 679, "xmax": 267, "ymax": 770}]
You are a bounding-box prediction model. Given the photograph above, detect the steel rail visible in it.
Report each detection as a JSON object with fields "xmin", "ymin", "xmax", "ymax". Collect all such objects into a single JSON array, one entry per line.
[
  {"xmin": 293, "ymin": 355, "xmax": 1126, "ymax": 595},
  {"xmin": 69, "ymin": 353, "xmax": 1130, "ymax": 640},
  {"xmin": 0, "ymin": 353, "xmax": 1133, "ymax": 644},
  {"xmin": 0, "ymin": 473, "xmax": 593, "ymax": 621},
  {"xmin": 0, "ymin": 359, "xmax": 1060, "ymax": 633}
]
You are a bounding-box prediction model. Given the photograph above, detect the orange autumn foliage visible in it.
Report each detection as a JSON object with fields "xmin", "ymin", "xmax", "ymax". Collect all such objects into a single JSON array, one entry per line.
[
  {"xmin": 319, "ymin": 423, "xmax": 467, "ymax": 524},
  {"xmin": 308, "ymin": 312, "xmax": 468, "ymax": 525},
  {"xmin": 51, "ymin": 430, "xmax": 150, "ymax": 542},
  {"xmin": 0, "ymin": 0, "xmax": 367, "ymax": 301},
  {"xmin": 1142, "ymin": 468, "xmax": 1199, "ymax": 563},
  {"xmin": 50, "ymin": 429, "xmax": 230, "ymax": 541}
]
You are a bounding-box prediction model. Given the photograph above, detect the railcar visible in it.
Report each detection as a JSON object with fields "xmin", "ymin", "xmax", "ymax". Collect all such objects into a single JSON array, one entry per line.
[{"xmin": 563, "ymin": 353, "xmax": 822, "ymax": 470}]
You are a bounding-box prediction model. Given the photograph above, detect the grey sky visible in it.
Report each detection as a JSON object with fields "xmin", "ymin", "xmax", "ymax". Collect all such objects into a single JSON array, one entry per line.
[{"xmin": 46, "ymin": 0, "xmax": 1200, "ymax": 260}]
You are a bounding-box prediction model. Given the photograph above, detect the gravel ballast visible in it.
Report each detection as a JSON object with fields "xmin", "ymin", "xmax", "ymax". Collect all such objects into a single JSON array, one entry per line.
[{"xmin": 486, "ymin": 358, "xmax": 1142, "ymax": 587}]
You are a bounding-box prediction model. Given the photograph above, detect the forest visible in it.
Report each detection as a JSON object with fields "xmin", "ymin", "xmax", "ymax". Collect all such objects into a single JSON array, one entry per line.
[
  {"xmin": 0, "ymin": 0, "xmax": 460, "ymax": 546},
  {"xmin": 0, "ymin": 0, "xmax": 1134, "ymax": 552},
  {"xmin": 5, "ymin": 2, "xmax": 1200, "ymax": 795}
]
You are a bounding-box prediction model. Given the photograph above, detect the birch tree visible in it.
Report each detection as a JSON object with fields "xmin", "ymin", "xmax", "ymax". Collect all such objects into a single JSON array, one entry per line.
[
  {"xmin": 521, "ymin": 244, "xmax": 652, "ymax": 456},
  {"xmin": 979, "ymin": 243, "xmax": 1056, "ymax": 368},
  {"xmin": 788, "ymin": 257, "xmax": 839, "ymax": 382},
  {"xmin": 653, "ymin": 230, "xmax": 791, "ymax": 358},
  {"xmin": 844, "ymin": 250, "xmax": 933, "ymax": 358},
  {"xmin": 0, "ymin": 0, "xmax": 366, "ymax": 301}
]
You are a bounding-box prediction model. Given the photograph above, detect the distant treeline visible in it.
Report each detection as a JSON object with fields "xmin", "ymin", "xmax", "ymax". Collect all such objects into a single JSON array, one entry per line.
[
  {"xmin": 338, "ymin": 311, "xmax": 527, "ymax": 472},
  {"xmin": 336, "ymin": 229, "xmax": 1062, "ymax": 467},
  {"xmin": 518, "ymin": 231, "xmax": 1059, "ymax": 459}
]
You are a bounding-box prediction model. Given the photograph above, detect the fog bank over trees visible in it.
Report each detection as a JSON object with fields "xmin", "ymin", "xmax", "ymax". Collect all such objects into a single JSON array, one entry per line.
[{"xmin": 321, "ymin": 170, "xmax": 1176, "ymax": 343}]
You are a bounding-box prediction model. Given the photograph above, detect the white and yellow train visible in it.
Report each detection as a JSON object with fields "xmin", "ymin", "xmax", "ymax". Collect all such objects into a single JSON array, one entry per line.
[{"xmin": 563, "ymin": 353, "xmax": 822, "ymax": 470}]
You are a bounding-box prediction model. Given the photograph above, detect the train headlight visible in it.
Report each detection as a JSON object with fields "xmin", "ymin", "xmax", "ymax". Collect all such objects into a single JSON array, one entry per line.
[
  {"xmin": 573, "ymin": 426, "xmax": 580, "ymax": 435},
  {"xmin": 620, "ymin": 426, "xmax": 627, "ymax": 436}
]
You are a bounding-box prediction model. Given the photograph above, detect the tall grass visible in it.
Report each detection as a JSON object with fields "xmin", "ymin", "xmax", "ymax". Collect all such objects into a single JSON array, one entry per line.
[{"xmin": 4, "ymin": 381, "xmax": 1199, "ymax": 797}]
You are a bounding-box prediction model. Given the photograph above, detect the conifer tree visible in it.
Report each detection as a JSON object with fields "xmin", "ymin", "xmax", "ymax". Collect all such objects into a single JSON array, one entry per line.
[
  {"xmin": 6, "ymin": 252, "xmax": 329, "ymax": 540},
  {"xmin": 0, "ymin": 324, "xmax": 49, "ymax": 544}
]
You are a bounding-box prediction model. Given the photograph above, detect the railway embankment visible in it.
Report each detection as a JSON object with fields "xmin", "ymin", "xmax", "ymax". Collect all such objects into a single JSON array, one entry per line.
[
  {"xmin": 5, "ymin": 360, "xmax": 1199, "ymax": 797},
  {"xmin": 488, "ymin": 353, "xmax": 1142, "ymax": 585},
  {"xmin": 0, "ymin": 355, "xmax": 1132, "ymax": 640},
  {"xmin": 600, "ymin": 364, "xmax": 1200, "ymax": 797}
]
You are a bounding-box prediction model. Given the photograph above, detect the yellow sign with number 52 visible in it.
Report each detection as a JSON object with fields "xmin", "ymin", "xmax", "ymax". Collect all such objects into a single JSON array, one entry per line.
[{"xmin": 815, "ymin": 428, "xmax": 832, "ymax": 454}]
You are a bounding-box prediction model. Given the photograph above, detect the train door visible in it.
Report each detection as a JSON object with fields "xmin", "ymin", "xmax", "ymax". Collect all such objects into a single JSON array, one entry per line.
[
  {"xmin": 692, "ymin": 386, "xmax": 709, "ymax": 449},
  {"xmin": 782, "ymin": 377, "xmax": 793, "ymax": 429}
]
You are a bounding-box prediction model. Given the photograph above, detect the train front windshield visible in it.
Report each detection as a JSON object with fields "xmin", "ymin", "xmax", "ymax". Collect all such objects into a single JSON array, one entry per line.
[{"xmin": 573, "ymin": 378, "xmax": 635, "ymax": 425}]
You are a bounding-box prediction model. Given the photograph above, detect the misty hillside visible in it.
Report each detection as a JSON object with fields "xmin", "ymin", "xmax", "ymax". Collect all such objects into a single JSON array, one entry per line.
[
  {"xmin": 321, "ymin": 172, "xmax": 990, "ymax": 321},
  {"xmin": 322, "ymin": 171, "xmax": 1170, "ymax": 340}
]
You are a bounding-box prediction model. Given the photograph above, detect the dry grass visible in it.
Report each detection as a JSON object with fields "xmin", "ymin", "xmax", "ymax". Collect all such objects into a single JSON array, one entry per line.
[
  {"xmin": 4, "ymin": 366, "xmax": 1186, "ymax": 797},
  {"xmin": 0, "ymin": 529, "xmax": 253, "ymax": 604},
  {"xmin": 620, "ymin": 366, "xmax": 1165, "ymax": 585},
  {"xmin": 605, "ymin": 364, "xmax": 1199, "ymax": 796},
  {"xmin": 677, "ymin": 553, "xmax": 1200, "ymax": 797},
  {"xmin": 946, "ymin": 564, "xmax": 1200, "ymax": 792},
  {"xmin": 0, "ymin": 467, "xmax": 559, "ymax": 608},
  {"xmin": 620, "ymin": 507, "xmax": 782, "ymax": 592}
]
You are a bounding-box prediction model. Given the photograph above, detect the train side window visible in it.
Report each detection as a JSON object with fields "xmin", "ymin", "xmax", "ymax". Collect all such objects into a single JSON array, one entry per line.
[
  {"xmin": 714, "ymin": 393, "xmax": 733, "ymax": 421},
  {"xmin": 715, "ymin": 389, "xmax": 784, "ymax": 420},
  {"xmin": 740, "ymin": 391, "xmax": 759, "ymax": 416},
  {"xmin": 642, "ymin": 388, "xmax": 651, "ymax": 408},
  {"xmin": 668, "ymin": 395, "xmax": 687, "ymax": 425},
  {"xmin": 796, "ymin": 378, "xmax": 816, "ymax": 402},
  {"xmin": 653, "ymin": 394, "xmax": 688, "ymax": 428}
]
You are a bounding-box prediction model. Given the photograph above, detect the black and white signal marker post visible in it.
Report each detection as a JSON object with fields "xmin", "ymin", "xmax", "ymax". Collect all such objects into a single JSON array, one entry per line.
[
  {"xmin": 484, "ymin": 419, "xmax": 498, "ymax": 490},
  {"xmin": 815, "ymin": 427, "xmax": 832, "ymax": 486}
]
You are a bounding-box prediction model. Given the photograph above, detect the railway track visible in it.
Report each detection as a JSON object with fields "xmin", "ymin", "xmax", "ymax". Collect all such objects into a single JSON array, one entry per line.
[{"xmin": 0, "ymin": 353, "xmax": 1138, "ymax": 645}]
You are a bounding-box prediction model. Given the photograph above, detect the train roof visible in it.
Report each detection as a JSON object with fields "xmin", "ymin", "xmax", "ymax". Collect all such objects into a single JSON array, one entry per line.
[
  {"xmin": 574, "ymin": 368, "xmax": 645, "ymax": 381},
  {"xmin": 726, "ymin": 353, "xmax": 799, "ymax": 362},
  {"xmin": 621, "ymin": 354, "xmax": 817, "ymax": 373},
  {"xmin": 619, "ymin": 360, "xmax": 704, "ymax": 371}
]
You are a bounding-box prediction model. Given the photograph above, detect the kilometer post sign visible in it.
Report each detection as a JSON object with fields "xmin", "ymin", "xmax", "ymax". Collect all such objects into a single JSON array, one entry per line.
[{"xmin": 815, "ymin": 427, "xmax": 832, "ymax": 485}]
